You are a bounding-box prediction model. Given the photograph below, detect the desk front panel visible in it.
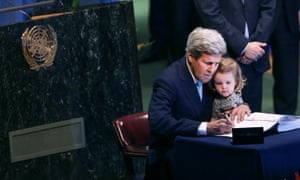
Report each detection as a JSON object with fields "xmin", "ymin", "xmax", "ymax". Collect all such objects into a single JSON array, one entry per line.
[{"xmin": 173, "ymin": 130, "xmax": 300, "ymax": 180}]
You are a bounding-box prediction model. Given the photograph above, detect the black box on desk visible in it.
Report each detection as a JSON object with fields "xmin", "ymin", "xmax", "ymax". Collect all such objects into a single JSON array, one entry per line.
[{"xmin": 232, "ymin": 127, "xmax": 264, "ymax": 144}]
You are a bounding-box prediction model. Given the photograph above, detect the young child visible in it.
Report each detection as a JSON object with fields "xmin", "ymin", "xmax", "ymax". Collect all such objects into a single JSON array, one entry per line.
[{"xmin": 210, "ymin": 57, "xmax": 247, "ymax": 120}]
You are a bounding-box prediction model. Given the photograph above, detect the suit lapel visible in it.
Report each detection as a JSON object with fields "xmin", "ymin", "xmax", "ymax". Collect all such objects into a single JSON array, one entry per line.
[{"xmin": 177, "ymin": 58, "xmax": 204, "ymax": 111}]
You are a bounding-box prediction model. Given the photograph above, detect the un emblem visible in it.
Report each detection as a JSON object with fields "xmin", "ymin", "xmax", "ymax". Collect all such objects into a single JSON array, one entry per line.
[{"xmin": 21, "ymin": 24, "xmax": 57, "ymax": 71}]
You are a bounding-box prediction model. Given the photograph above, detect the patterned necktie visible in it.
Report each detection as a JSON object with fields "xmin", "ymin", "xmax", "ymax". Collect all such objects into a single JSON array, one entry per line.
[{"xmin": 196, "ymin": 81, "xmax": 203, "ymax": 101}]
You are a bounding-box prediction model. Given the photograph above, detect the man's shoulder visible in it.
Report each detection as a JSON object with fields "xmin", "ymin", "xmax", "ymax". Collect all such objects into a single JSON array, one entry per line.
[{"xmin": 158, "ymin": 57, "xmax": 187, "ymax": 81}]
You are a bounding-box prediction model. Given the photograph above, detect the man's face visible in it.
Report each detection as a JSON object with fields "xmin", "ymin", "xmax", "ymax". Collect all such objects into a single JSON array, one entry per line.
[{"xmin": 188, "ymin": 53, "xmax": 222, "ymax": 83}]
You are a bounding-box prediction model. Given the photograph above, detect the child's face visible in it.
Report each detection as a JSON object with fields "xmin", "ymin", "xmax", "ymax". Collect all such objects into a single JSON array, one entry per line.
[{"xmin": 214, "ymin": 72, "xmax": 236, "ymax": 98}]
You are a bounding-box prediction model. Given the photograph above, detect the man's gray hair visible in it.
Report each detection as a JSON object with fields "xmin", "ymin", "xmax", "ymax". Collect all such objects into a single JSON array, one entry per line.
[{"xmin": 185, "ymin": 27, "xmax": 227, "ymax": 59}]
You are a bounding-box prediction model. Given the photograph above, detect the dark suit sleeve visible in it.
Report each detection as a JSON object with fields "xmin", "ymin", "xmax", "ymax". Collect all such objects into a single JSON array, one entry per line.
[
  {"xmin": 282, "ymin": 0, "xmax": 299, "ymax": 34},
  {"xmin": 148, "ymin": 77, "xmax": 201, "ymax": 137},
  {"xmin": 194, "ymin": 0, "xmax": 248, "ymax": 56},
  {"xmin": 248, "ymin": 0, "xmax": 277, "ymax": 42}
]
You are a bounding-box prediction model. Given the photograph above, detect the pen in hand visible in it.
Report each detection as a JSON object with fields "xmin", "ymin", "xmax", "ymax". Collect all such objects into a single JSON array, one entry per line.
[{"xmin": 224, "ymin": 113, "xmax": 231, "ymax": 121}]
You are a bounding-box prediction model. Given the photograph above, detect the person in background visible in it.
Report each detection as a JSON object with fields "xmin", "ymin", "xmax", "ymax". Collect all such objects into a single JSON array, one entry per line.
[
  {"xmin": 139, "ymin": 0, "xmax": 170, "ymax": 63},
  {"xmin": 210, "ymin": 57, "xmax": 247, "ymax": 120},
  {"xmin": 194, "ymin": 0, "xmax": 277, "ymax": 113},
  {"xmin": 270, "ymin": 0, "xmax": 300, "ymax": 115},
  {"xmin": 141, "ymin": 0, "xmax": 199, "ymax": 64},
  {"xmin": 145, "ymin": 27, "xmax": 251, "ymax": 180},
  {"xmin": 169, "ymin": 0, "xmax": 199, "ymax": 62}
]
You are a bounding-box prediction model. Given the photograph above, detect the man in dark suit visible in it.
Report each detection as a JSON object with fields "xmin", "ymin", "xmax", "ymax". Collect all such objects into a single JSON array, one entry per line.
[
  {"xmin": 146, "ymin": 27, "xmax": 251, "ymax": 180},
  {"xmin": 270, "ymin": 0, "xmax": 300, "ymax": 115},
  {"xmin": 143, "ymin": 0, "xmax": 170, "ymax": 63},
  {"xmin": 142, "ymin": 0, "xmax": 198, "ymax": 64},
  {"xmin": 169, "ymin": 0, "xmax": 199, "ymax": 61},
  {"xmin": 194, "ymin": 0, "xmax": 277, "ymax": 112}
]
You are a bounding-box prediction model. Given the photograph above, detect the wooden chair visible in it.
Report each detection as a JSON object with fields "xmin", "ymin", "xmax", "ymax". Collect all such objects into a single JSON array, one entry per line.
[
  {"xmin": 295, "ymin": 171, "xmax": 300, "ymax": 180},
  {"xmin": 112, "ymin": 112, "xmax": 150, "ymax": 180}
]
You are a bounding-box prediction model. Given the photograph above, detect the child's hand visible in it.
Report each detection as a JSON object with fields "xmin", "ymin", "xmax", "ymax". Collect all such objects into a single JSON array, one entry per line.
[{"xmin": 230, "ymin": 104, "xmax": 251, "ymax": 123}]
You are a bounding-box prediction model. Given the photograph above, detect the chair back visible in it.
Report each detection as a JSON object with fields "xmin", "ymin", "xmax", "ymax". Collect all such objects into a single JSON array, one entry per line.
[
  {"xmin": 112, "ymin": 112, "xmax": 150, "ymax": 156},
  {"xmin": 295, "ymin": 171, "xmax": 300, "ymax": 180}
]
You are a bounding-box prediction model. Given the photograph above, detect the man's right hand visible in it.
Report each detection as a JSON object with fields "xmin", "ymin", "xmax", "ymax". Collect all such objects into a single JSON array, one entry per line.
[{"xmin": 207, "ymin": 119, "xmax": 233, "ymax": 135}]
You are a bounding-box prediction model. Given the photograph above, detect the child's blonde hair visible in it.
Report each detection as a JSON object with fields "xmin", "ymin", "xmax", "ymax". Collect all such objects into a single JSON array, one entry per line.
[{"xmin": 211, "ymin": 57, "xmax": 245, "ymax": 92}]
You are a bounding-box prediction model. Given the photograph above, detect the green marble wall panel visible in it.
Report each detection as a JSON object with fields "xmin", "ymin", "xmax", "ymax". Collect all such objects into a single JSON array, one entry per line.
[{"xmin": 0, "ymin": 1, "xmax": 142, "ymax": 179}]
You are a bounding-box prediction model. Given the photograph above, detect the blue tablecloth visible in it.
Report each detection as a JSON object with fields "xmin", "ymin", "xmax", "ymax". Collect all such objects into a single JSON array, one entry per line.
[{"xmin": 173, "ymin": 129, "xmax": 300, "ymax": 180}]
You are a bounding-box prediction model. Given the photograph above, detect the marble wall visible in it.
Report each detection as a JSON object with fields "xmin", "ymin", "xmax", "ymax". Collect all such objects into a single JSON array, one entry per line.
[{"xmin": 0, "ymin": 1, "xmax": 142, "ymax": 179}]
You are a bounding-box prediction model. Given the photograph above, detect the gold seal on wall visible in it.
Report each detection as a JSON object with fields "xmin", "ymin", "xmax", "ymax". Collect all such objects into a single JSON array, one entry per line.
[{"xmin": 21, "ymin": 24, "xmax": 57, "ymax": 71}]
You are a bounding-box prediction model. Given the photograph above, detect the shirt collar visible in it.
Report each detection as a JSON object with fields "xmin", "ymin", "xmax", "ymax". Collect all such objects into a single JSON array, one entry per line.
[{"xmin": 186, "ymin": 57, "xmax": 201, "ymax": 84}]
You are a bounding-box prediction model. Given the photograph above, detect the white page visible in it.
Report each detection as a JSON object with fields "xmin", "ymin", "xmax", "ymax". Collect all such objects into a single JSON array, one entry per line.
[{"xmin": 219, "ymin": 112, "xmax": 281, "ymax": 137}]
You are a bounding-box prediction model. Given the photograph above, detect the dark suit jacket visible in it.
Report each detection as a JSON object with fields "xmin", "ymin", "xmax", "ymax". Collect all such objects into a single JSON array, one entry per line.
[
  {"xmin": 194, "ymin": 0, "xmax": 277, "ymax": 73},
  {"xmin": 281, "ymin": 0, "xmax": 299, "ymax": 35},
  {"xmin": 148, "ymin": 57, "xmax": 214, "ymax": 163},
  {"xmin": 269, "ymin": 0, "xmax": 299, "ymax": 114}
]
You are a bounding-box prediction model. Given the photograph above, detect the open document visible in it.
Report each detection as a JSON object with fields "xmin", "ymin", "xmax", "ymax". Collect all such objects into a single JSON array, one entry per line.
[{"xmin": 220, "ymin": 112, "xmax": 300, "ymax": 137}]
